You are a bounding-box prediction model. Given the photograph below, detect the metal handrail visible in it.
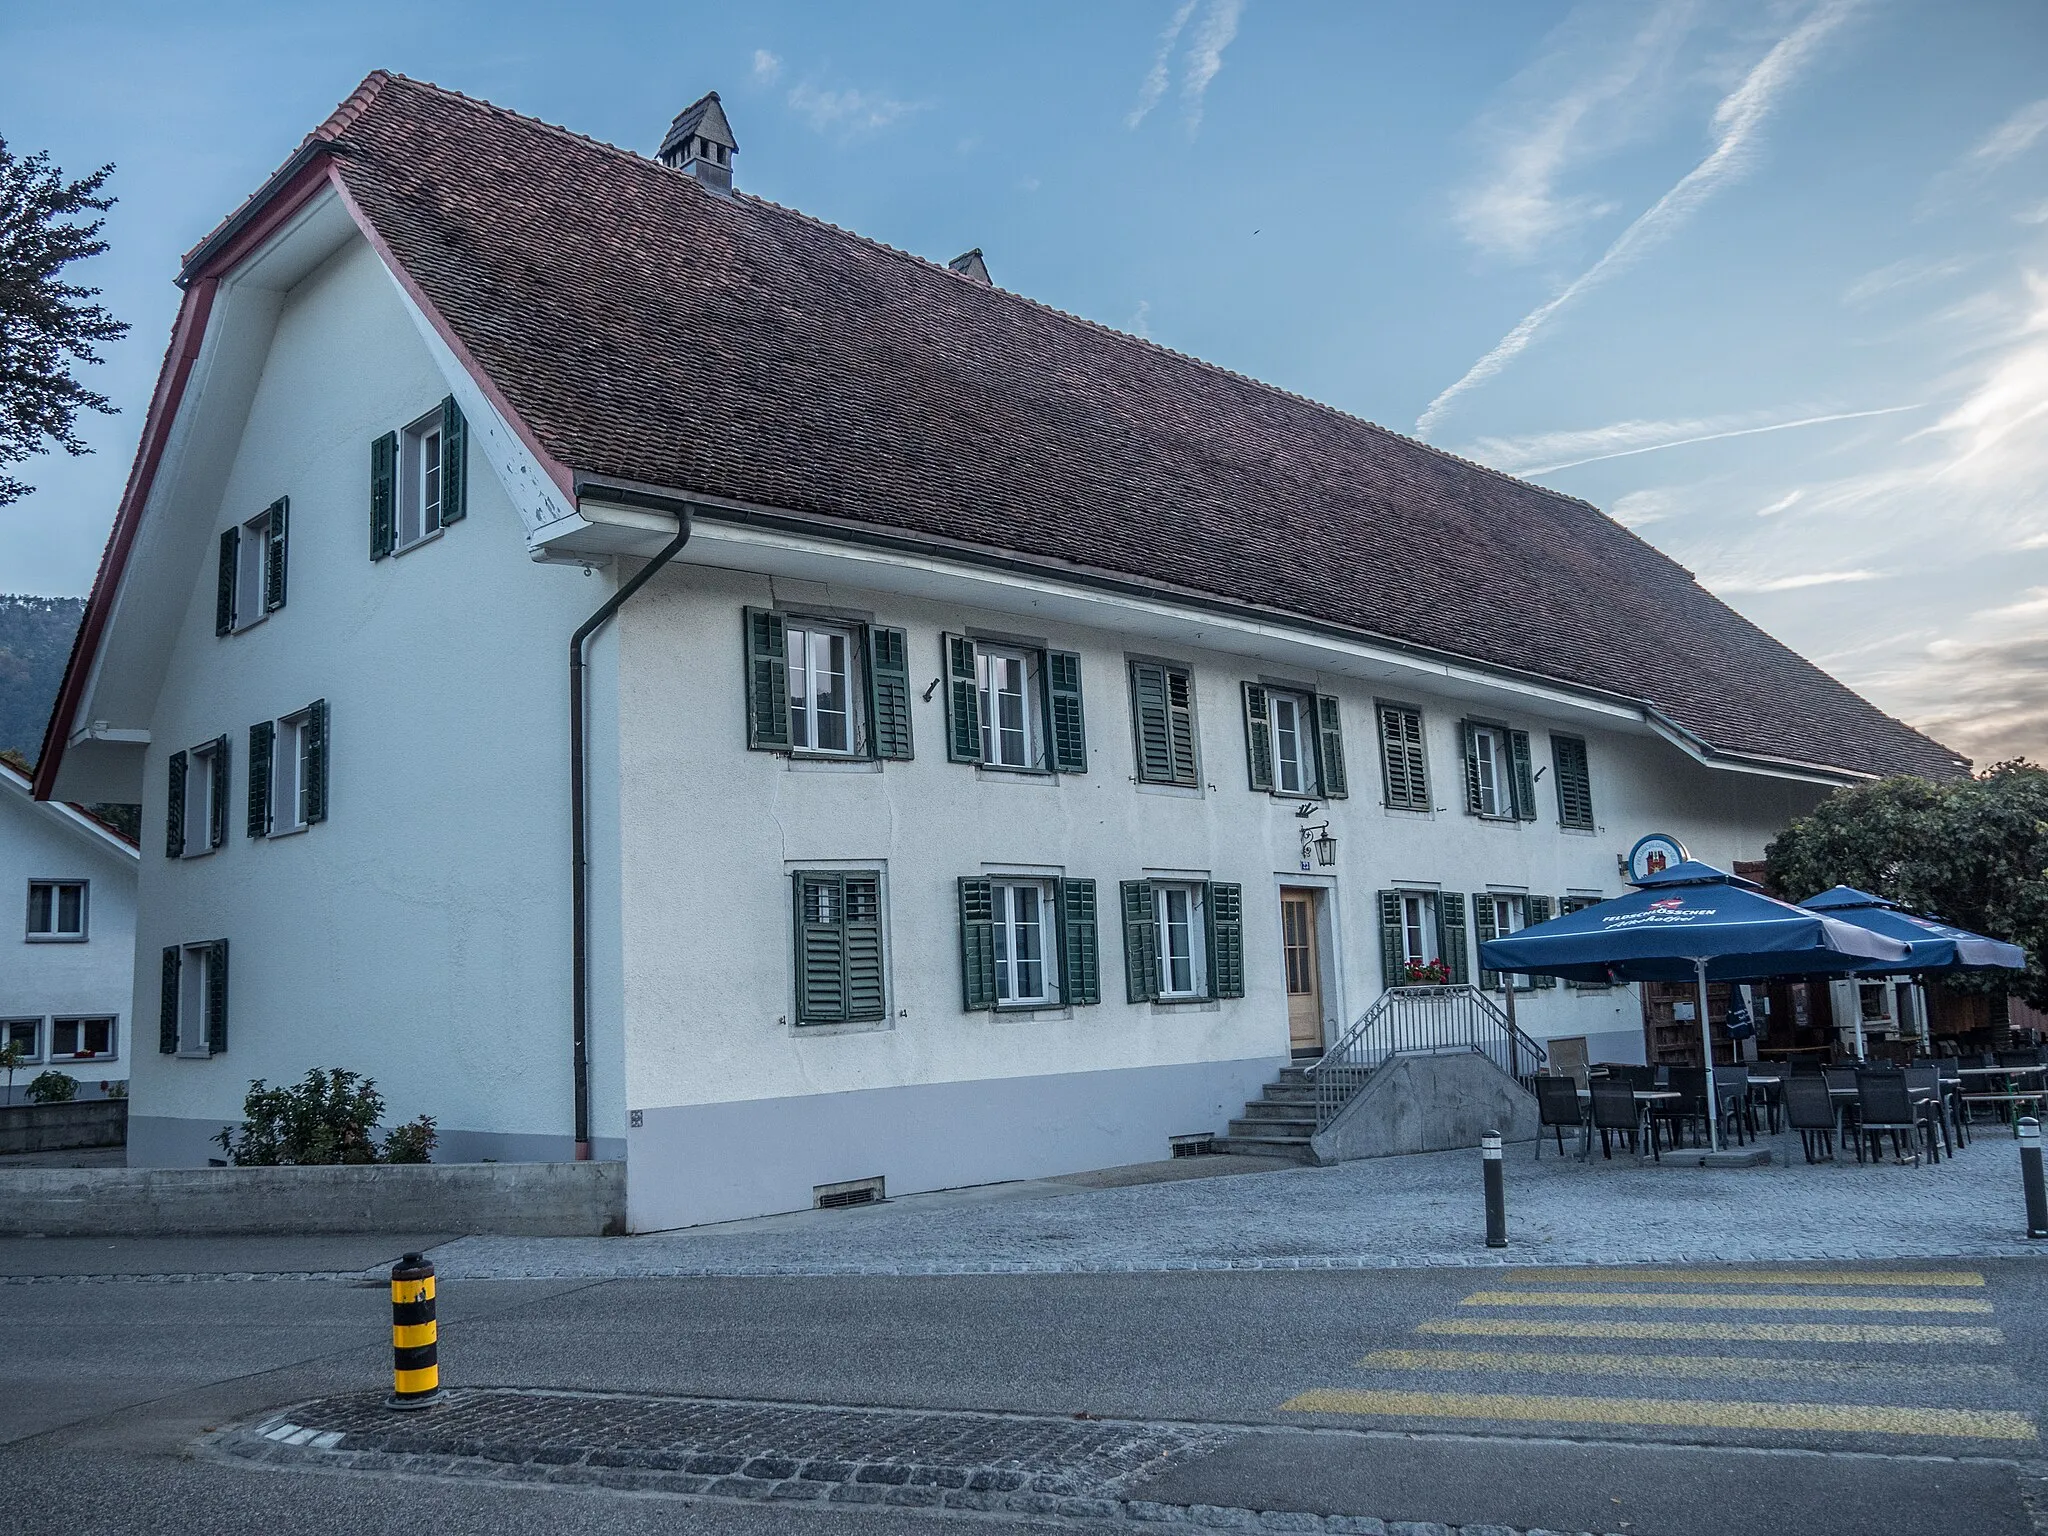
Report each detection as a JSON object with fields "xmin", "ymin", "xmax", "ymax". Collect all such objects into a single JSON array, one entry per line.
[{"xmin": 1304, "ymin": 984, "xmax": 1549, "ymax": 1129}]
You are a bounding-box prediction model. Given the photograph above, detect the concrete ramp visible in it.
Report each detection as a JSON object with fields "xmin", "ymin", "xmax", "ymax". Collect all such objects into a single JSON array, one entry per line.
[{"xmin": 1308, "ymin": 1051, "xmax": 1538, "ymax": 1164}]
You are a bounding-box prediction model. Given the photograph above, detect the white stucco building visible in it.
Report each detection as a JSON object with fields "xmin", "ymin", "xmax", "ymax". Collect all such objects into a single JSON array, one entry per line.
[
  {"xmin": 36, "ymin": 76, "xmax": 1967, "ymax": 1228},
  {"xmin": 2, "ymin": 759, "xmax": 138, "ymax": 1104}
]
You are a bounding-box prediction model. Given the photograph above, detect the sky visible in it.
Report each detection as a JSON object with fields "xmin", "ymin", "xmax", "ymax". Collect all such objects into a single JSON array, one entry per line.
[{"xmin": 3, "ymin": 0, "xmax": 2045, "ymax": 767}]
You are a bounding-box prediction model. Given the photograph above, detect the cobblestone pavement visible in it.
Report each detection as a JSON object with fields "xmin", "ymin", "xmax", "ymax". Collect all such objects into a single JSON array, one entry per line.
[
  {"xmin": 429, "ymin": 1129, "xmax": 2048, "ymax": 1281},
  {"xmin": 211, "ymin": 1388, "xmax": 1609, "ymax": 1536}
]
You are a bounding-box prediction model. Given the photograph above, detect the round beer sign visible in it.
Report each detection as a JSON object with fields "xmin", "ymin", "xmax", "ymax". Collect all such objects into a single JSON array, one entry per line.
[{"xmin": 1626, "ymin": 833, "xmax": 1688, "ymax": 883}]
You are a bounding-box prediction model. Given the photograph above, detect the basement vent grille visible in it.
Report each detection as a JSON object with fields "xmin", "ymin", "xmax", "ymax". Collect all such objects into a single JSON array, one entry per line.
[
  {"xmin": 814, "ymin": 1176, "xmax": 885, "ymax": 1210},
  {"xmin": 1169, "ymin": 1133, "xmax": 1217, "ymax": 1158}
]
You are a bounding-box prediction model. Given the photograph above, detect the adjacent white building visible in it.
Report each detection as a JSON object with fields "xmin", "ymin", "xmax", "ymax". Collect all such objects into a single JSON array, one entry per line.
[
  {"xmin": 36, "ymin": 76, "xmax": 1968, "ymax": 1228},
  {"xmin": 2, "ymin": 759, "xmax": 138, "ymax": 1104}
]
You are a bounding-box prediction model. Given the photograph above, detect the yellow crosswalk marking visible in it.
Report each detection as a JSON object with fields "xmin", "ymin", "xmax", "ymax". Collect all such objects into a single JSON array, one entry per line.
[
  {"xmin": 1357, "ymin": 1348, "xmax": 2015, "ymax": 1387},
  {"xmin": 1501, "ymin": 1268, "xmax": 1984, "ymax": 1288},
  {"xmin": 1419, "ymin": 1317, "xmax": 2005, "ymax": 1345},
  {"xmin": 1461, "ymin": 1289, "xmax": 1993, "ymax": 1314},
  {"xmin": 1278, "ymin": 1388, "xmax": 2037, "ymax": 1441}
]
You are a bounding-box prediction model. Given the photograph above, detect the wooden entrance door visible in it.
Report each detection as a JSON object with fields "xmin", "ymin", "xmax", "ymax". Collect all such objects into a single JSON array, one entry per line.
[{"xmin": 1281, "ymin": 890, "xmax": 1325, "ymax": 1057}]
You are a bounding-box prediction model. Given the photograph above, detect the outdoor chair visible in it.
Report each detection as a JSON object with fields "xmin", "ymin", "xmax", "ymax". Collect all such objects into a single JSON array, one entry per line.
[
  {"xmin": 1655, "ymin": 1067, "xmax": 1711, "ymax": 1149},
  {"xmin": 1904, "ymin": 1063, "xmax": 1957, "ymax": 1157},
  {"xmin": 1535, "ymin": 1076, "xmax": 1591, "ymax": 1159},
  {"xmin": 1785, "ymin": 1075, "xmax": 1837, "ymax": 1162},
  {"xmin": 1856, "ymin": 1070, "xmax": 1938, "ymax": 1167},
  {"xmin": 1823, "ymin": 1066, "xmax": 1863, "ymax": 1142},
  {"xmin": 1715, "ymin": 1064, "xmax": 1754, "ymax": 1144},
  {"xmin": 1589, "ymin": 1080, "xmax": 1656, "ymax": 1161},
  {"xmin": 1999, "ymin": 1048, "xmax": 2044, "ymax": 1067}
]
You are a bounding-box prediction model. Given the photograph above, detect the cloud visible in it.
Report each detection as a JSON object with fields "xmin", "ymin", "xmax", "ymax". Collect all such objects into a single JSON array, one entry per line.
[
  {"xmin": 785, "ymin": 80, "xmax": 921, "ymax": 138},
  {"xmin": 1417, "ymin": 0, "xmax": 1861, "ymax": 437},
  {"xmin": 1130, "ymin": 299, "xmax": 1152, "ymax": 338},
  {"xmin": 1452, "ymin": 0, "xmax": 1696, "ymax": 261},
  {"xmin": 1709, "ymin": 568, "xmax": 1883, "ymax": 594},
  {"xmin": 1755, "ymin": 488, "xmax": 1803, "ymax": 517},
  {"xmin": 1458, "ymin": 402, "xmax": 1925, "ymax": 476},
  {"xmin": 1127, "ymin": 0, "xmax": 1240, "ymax": 137},
  {"xmin": 1610, "ymin": 488, "xmax": 1678, "ymax": 528},
  {"xmin": 1969, "ymin": 97, "xmax": 2048, "ymax": 171},
  {"xmin": 1842, "ymin": 256, "xmax": 1968, "ymax": 307},
  {"xmin": 1862, "ymin": 590, "xmax": 2048, "ymax": 765},
  {"xmin": 752, "ymin": 49, "xmax": 782, "ymax": 85}
]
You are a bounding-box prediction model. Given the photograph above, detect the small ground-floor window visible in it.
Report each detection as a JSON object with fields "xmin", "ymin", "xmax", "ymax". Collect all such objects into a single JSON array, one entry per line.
[{"xmin": 50, "ymin": 1016, "xmax": 116, "ymax": 1062}]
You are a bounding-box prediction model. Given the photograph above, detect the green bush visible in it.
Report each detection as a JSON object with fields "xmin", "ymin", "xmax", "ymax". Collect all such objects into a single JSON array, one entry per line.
[
  {"xmin": 213, "ymin": 1068, "xmax": 437, "ymax": 1166},
  {"xmin": 24, "ymin": 1070, "xmax": 78, "ymax": 1104}
]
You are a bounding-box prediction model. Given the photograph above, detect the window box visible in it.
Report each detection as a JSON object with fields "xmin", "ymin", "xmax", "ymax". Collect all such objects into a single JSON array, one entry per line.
[{"xmin": 26, "ymin": 880, "xmax": 88, "ymax": 941}]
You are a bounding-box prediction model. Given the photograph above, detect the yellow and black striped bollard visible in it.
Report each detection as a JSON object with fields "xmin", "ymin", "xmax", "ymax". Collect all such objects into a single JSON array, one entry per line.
[{"xmin": 387, "ymin": 1251, "xmax": 440, "ymax": 1410}]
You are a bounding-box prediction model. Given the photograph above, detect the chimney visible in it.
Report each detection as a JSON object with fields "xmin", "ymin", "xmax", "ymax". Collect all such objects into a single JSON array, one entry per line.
[
  {"xmin": 947, "ymin": 249, "xmax": 991, "ymax": 285},
  {"xmin": 658, "ymin": 92, "xmax": 738, "ymax": 196}
]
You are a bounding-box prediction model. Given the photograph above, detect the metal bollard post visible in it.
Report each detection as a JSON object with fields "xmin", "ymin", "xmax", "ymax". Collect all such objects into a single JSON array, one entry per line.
[
  {"xmin": 387, "ymin": 1252, "xmax": 440, "ymax": 1410},
  {"xmin": 1482, "ymin": 1130, "xmax": 1508, "ymax": 1249},
  {"xmin": 2021, "ymin": 1119, "xmax": 2048, "ymax": 1241}
]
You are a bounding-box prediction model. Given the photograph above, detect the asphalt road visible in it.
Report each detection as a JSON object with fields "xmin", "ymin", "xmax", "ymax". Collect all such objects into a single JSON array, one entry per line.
[{"xmin": 4, "ymin": 1236, "xmax": 2045, "ymax": 1536}]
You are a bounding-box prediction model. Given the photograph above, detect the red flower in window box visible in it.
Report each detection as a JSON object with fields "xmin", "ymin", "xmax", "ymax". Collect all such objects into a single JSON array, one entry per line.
[{"xmin": 1403, "ymin": 958, "xmax": 1452, "ymax": 985}]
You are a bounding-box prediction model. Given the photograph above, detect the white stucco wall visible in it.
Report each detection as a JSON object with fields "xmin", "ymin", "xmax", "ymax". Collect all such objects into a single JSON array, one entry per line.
[
  {"xmin": 612, "ymin": 562, "xmax": 1827, "ymax": 1225},
  {"xmin": 0, "ymin": 774, "xmax": 137, "ymax": 1103},
  {"xmin": 125, "ymin": 235, "xmax": 613, "ymax": 1165}
]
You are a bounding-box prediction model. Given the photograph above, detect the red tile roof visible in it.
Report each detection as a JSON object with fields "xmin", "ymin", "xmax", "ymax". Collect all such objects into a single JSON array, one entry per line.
[{"xmin": 301, "ymin": 75, "xmax": 1970, "ymax": 780}]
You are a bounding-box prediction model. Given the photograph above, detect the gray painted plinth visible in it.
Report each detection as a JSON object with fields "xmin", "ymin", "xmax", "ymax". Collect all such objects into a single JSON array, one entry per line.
[
  {"xmin": 1309, "ymin": 1053, "xmax": 1539, "ymax": 1165},
  {"xmin": 0, "ymin": 1160, "xmax": 625, "ymax": 1237}
]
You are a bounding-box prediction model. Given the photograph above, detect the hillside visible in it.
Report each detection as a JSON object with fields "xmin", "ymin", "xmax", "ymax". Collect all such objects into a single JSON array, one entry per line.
[{"xmin": 0, "ymin": 594, "xmax": 85, "ymax": 763}]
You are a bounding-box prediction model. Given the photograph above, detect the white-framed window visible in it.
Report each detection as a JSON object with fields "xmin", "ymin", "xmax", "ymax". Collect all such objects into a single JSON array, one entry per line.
[
  {"xmin": 26, "ymin": 879, "xmax": 88, "ymax": 941},
  {"xmin": 991, "ymin": 879, "xmax": 1058, "ymax": 1006},
  {"xmin": 397, "ymin": 408, "xmax": 445, "ymax": 550},
  {"xmin": 1154, "ymin": 881, "xmax": 1209, "ymax": 999},
  {"xmin": 172, "ymin": 940, "xmax": 225, "ymax": 1057},
  {"xmin": 1268, "ymin": 690, "xmax": 1319, "ymax": 796},
  {"xmin": 787, "ymin": 620, "xmax": 866, "ymax": 756},
  {"xmin": 1400, "ymin": 890, "xmax": 1440, "ymax": 967},
  {"xmin": 274, "ymin": 709, "xmax": 315, "ymax": 834},
  {"xmin": 1471, "ymin": 725, "xmax": 1510, "ymax": 818},
  {"xmin": 1, "ymin": 1018, "xmax": 40, "ymax": 1064},
  {"xmin": 1486, "ymin": 892, "xmax": 1528, "ymax": 942},
  {"xmin": 50, "ymin": 1016, "xmax": 115, "ymax": 1063},
  {"xmin": 977, "ymin": 645, "xmax": 1045, "ymax": 770},
  {"xmin": 183, "ymin": 740, "xmax": 222, "ymax": 858},
  {"xmin": 234, "ymin": 507, "xmax": 275, "ymax": 630}
]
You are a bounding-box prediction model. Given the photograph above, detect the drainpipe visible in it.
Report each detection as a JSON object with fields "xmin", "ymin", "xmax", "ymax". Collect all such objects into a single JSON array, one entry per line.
[{"xmin": 570, "ymin": 511, "xmax": 693, "ymax": 1158}]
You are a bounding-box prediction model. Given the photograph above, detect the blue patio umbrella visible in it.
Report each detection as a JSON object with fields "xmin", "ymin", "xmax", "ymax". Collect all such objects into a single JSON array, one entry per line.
[
  {"xmin": 1798, "ymin": 886, "xmax": 2026, "ymax": 1060},
  {"xmin": 1478, "ymin": 860, "xmax": 1911, "ymax": 1152}
]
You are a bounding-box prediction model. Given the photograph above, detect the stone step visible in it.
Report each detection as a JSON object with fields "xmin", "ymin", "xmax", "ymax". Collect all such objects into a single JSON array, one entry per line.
[
  {"xmin": 1210, "ymin": 1135, "xmax": 1319, "ymax": 1164},
  {"xmin": 1275, "ymin": 1067, "xmax": 1312, "ymax": 1084},
  {"xmin": 1228, "ymin": 1116, "xmax": 1314, "ymax": 1140},
  {"xmin": 1259, "ymin": 1083, "xmax": 1317, "ymax": 1105},
  {"xmin": 1240, "ymin": 1099, "xmax": 1315, "ymax": 1121}
]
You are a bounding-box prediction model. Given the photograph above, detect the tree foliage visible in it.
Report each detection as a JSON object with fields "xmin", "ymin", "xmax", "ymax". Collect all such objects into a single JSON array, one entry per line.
[
  {"xmin": 0, "ymin": 138, "xmax": 128, "ymax": 505},
  {"xmin": 1766, "ymin": 761, "xmax": 2048, "ymax": 1009}
]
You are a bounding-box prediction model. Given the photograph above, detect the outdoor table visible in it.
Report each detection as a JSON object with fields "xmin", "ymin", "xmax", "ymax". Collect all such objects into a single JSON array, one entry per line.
[{"xmin": 1956, "ymin": 1064, "xmax": 2047, "ymax": 1129}]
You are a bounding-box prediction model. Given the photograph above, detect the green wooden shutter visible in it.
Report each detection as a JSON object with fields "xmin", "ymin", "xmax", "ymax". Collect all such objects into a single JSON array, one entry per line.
[
  {"xmin": 1439, "ymin": 893, "xmax": 1471, "ymax": 986},
  {"xmin": 1057, "ymin": 878, "xmax": 1100, "ymax": 1006},
  {"xmin": 943, "ymin": 634, "xmax": 983, "ymax": 763},
  {"xmin": 438, "ymin": 395, "xmax": 467, "ymax": 524},
  {"xmin": 205, "ymin": 939, "xmax": 229, "ymax": 1055},
  {"xmin": 370, "ymin": 431, "xmax": 397, "ymax": 560},
  {"xmin": 958, "ymin": 877, "xmax": 997, "ymax": 1010},
  {"xmin": 216, "ymin": 527, "xmax": 238, "ymax": 635},
  {"xmin": 843, "ymin": 875, "xmax": 886, "ymax": 1021},
  {"xmin": 1046, "ymin": 650, "xmax": 1087, "ymax": 772},
  {"xmin": 165, "ymin": 751, "xmax": 187, "ymax": 858},
  {"xmin": 1527, "ymin": 895, "xmax": 1556, "ymax": 987},
  {"xmin": 1315, "ymin": 694, "xmax": 1348, "ymax": 798},
  {"xmin": 264, "ymin": 497, "xmax": 288, "ymax": 612},
  {"xmin": 1473, "ymin": 893, "xmax": 1500, "ymax": 991},
  {"xmin": 1241, "ymin": 683, "xmax": 1273, "ymax": 791},
  {"xmin": 159, "ymin": 946, "xmax": 180, "ymax": 1054},
  {"xmin": 247, "ymin": 721, "xmax": 274, "ymax": 838},
  {"xmin": 1509, "ymin": 730, "xmax": 1538, "ymax": 821},
  {"xmin": 793, "ymin": 873, "xmax": 847, "ymax": 1024},
  {"xmin": 1553, "ymin": 734, "xmax": 1594, "ymax": 829},
  {"xmin": 304, "ymin": 699, "xmax": 329, "ymax": 824},
  {"xmin": 1379, "ymin": 705, "xmax": 1429, "ymax": 810},
  {"xmin": 743, "ymin": 608, "xmax": 791, "ymax": 751},
  {"xmin": 1460, "ymin": 721, "xmax": 1483, "ymax": 814},
  {"xmin": 1378, "ymin": 890, "xmax": 1405, "ymax": 988},
  {"xmin": 207, "ymin": 734, "xmax": 229, "ymax": 850},
  {"xmin": 866, "ymin": 625, "xmax": 914, "ymax": 760},
  {"xmin": 1166, "ymin": 669, "xmax": 1197, "ymax": 784},
  {"xmin": 1130, "ymin": 663, "xmax": 1173, "ymax": 783},
  {"xmin": 1205, "ymin": 881, "xmax": 1244, "ymax": 999},
  {"xmin": 1120, "ymin": 880, "xmax": 1158, "ymax": 1002}
]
